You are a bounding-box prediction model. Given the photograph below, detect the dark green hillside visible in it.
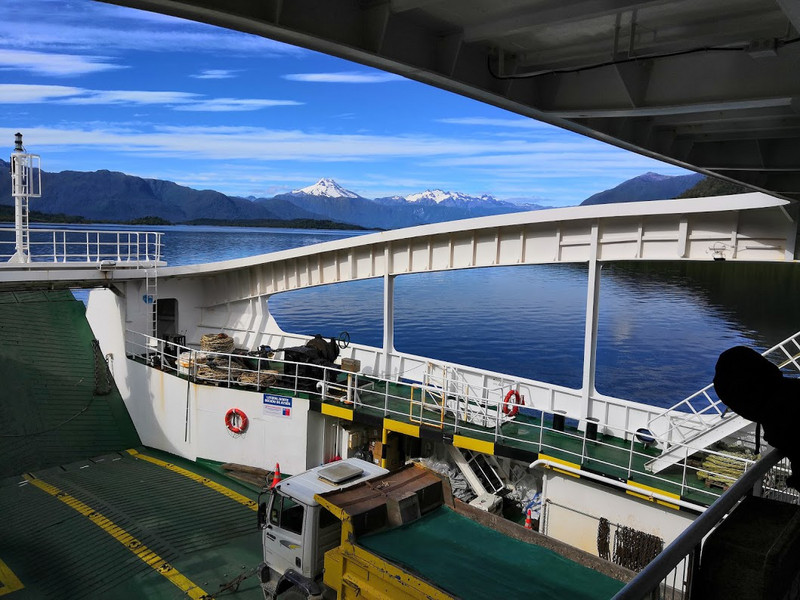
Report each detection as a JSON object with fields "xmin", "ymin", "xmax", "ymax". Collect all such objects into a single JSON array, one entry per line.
[
  {"xmin": 676, "ymin": 177, "xmax": 750, "ymax": 198},
  {"xmin": 581, "ymin": 172, "xmax": 704, "ymax": 205}
]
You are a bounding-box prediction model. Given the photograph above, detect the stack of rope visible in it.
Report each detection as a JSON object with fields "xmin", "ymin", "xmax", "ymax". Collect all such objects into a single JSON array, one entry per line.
[
  {"xmin": 238, "ymin": 370, "xmax": 278, "ymax": 387},
  {"xmin": 697, "ymin": 447, "xmax": 757, "ymax": 489},
  {"xmin": 200, "ymin": 333, "xmax": 235, "ymax": 353}
]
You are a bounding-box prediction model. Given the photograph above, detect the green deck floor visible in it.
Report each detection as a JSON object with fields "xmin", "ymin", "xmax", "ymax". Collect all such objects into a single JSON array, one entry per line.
[
  {"xmin": 0, "ymin": 447, "xmax": 264, "ymax": 599},
  {"xmin": 360, "ymin": 506, "xmax": 625, "ymax": 600}
]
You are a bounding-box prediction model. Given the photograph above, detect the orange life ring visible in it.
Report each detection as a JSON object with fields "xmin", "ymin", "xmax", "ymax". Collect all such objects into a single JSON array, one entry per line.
[
  {"xmin": 502, "ymin": 390, "xmax": 522, "ymax": 417},
  {"xmin": 225, "ymin": 408, "xmax": 248, "ymax": 434}
]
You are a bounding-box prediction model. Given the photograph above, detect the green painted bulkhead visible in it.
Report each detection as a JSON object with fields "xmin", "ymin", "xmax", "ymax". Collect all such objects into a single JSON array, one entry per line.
[{"xmin": 0, "ymin": 290, "xmax": 139, "ymax": 477}]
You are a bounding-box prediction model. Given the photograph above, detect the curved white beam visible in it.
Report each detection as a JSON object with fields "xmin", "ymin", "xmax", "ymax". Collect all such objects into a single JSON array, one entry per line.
[
  {"xmin": 158, "ymin": 193, "xmax": 793, "ymax": 307},
  {"xmin": 0, "ymin": 193, "xmax": 792, "ymax": 296}
]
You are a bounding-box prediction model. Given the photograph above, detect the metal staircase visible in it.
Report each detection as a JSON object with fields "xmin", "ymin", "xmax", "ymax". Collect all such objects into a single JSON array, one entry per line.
[
  {"xmin": 646, "ymin": 330, "xmax": 800, "ymax": 474},
  {"xmin": 424, "ymin": 362, "xmax": 514, "ymax": 428},
  {"xmin": 445, "ymin": 445, "xmax": 505, "ymax": 497}
]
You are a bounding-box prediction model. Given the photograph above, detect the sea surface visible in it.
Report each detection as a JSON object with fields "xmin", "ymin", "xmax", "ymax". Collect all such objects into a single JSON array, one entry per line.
[{"xmin": 65, "ymin": 224, "xmax": 800, "ymax": 408}]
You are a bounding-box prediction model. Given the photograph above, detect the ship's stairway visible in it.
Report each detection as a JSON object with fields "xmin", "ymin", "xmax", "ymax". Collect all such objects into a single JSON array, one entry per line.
[
  {"xmin": 646, "ymin": 329, "xmax": 800, "ymax": 474},
  {"xmin": 646, "ymin": 414, "xmax": 753, "ymax": 474},
  {"xmin": 446, "ymin": 445, "xmax": 506, "ymax": 498},
  {"xmin": 423, "ymin": 362, "xmax": 512, "ymax": 429}
]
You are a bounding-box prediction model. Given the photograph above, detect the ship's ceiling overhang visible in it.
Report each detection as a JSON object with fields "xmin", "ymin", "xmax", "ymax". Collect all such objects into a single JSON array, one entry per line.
[{"xmin": 101, "ymin": 0, "xmax": 800, "ymax": 203}]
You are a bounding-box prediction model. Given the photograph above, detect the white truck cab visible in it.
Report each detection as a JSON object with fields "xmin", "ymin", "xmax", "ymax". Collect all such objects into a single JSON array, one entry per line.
[{"xmin": 257, "ymin": 458, "xmax": 388, "ymax": 598}]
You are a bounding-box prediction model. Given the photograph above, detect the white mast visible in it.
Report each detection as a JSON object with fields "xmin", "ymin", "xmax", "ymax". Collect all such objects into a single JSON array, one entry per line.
[{"xmin": 9, "ymin": 133, "xmax": 41, "ymax": 263}]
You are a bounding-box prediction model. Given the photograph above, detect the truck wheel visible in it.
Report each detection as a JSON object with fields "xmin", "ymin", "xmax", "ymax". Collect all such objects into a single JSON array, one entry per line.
[{"xmin": 277, "ymin": 587, "xmax": 307, "ymax": 600}]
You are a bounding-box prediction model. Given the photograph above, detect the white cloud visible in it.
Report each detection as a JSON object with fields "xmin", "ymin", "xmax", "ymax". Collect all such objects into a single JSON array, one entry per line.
[
  {"xmin": 176, "ymin": 98, "xmax": 303, "ymax": 111},
  {"xmin": 0, "ymin": 84, "xmax": 301, "ymax": 111},
  {"xmin": 1, "ymin": 124, "xmax": 686, "ymax": 175},
  {"xmin": 0, "ymin": 49, "xmax": 124, "ymax": 77},
  {"xmin": 190, "ymin": 69, "xmax": 239, "ymax": 79},
  {"xmin": 283, "ymin": 71, "xmax": 404, "ymax": 83},
  {"xmin": 0, "ymin": 84, "xmax": 85, "ymax": 102},
  {"xmin": 64, "ymin": 89, "xmax": 199, "ymax": 106},
  {"xmin": 437, "ymin": 117, "xmax": 553, "ymax": 130},
  {"xmin": 1, "ymin": 3, "xmax": 304, "ymax": 57}
]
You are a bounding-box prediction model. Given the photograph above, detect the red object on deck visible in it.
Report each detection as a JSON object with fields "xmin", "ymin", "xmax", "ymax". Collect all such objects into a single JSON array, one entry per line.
[{"xmin": 270, "ymin": 463, "xmax": 282, "ymax": 488}]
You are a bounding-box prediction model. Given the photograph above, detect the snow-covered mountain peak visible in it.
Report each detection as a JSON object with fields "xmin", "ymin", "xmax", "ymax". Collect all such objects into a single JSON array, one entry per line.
[
  {"xmin": 404, "ymin": 189, "xmax": 497, "ymax": 204},
  {"xmin": 293, "ymin": 178, "xmax": 360, "ymax": 198}
]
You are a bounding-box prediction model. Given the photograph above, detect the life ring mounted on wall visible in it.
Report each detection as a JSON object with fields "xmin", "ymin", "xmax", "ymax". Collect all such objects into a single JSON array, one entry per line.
[
  {"xmin": 225, "ymin": 408, "xmax": 249, "ymax": 434},
  {"xmin": 502, "ymin": 390, "xmax": 522, "ymax": 417}
]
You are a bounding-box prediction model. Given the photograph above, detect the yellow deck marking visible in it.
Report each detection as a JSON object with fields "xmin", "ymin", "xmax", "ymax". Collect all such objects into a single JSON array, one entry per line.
[
  {"xmin": 126, "ymin": 449, "xmax": 257, "ymax": 512},
  {"xmin": 24, "ymin": 475, "xmax": 207, "ymax": 599},
  {"xmin": 626, "ymin": 480, "xmax": 681, "ymax": 510},
  {"xmin": 321, "ymin": 403, "xmax": 354, "ymax": 420},
  {"xmin": 453, "ymin": 435, "xmax": 494, "ymax": 455},
  {"xmin": 539, "ymin": 454, "xmax": 581, "ymax": 478},
  {"xmin": 0, "ymin": 557, "xmax": 24, "ymax": 596},
  {"xmin": 384, "ymin": 418, "xmax": 420, "ymax": 438}
]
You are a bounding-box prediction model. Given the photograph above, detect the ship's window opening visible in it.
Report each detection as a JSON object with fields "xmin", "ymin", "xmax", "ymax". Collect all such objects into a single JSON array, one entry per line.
[
  {"xmin": 269, "ymin": 279, "xmax": 383, "ymax": 348},
  {"xmin": 156, "ymin": 298, "xmax": 178, "ymax": 339},
  {"xmin": 394, "ymin": 266, "xmax": 587, "ymax": 389},
  {"xmin": 270, "ymin": 492, "xmax": 304, "ymax": 535}
]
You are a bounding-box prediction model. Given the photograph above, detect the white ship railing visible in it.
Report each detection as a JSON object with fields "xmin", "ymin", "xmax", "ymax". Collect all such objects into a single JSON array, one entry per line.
[
  {"xmin": 0, "ymin": 227, "xmax": 163, "ymax": 265},
  {"xmin": 127, "ymin": 330, "xmax": 761, "ymax": 505},
  {"xmin": 613, "ymin": 450, "xmax": 797, "ymax": 600}
]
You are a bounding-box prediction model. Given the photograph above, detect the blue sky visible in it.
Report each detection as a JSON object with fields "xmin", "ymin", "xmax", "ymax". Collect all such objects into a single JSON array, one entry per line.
[{"xmin": 0, "ymin": 0, "xmax": 691, "ymax": 206}]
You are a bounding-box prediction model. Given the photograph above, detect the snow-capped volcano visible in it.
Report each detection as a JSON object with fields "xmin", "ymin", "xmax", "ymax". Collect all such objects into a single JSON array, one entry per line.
[
  {"xmin": 404, "ymin": 189, "xmax": 499, "ymax": 205},
  {"xmin": 292, "ymin": 178, "xmax": 360, "ymax": 198}
]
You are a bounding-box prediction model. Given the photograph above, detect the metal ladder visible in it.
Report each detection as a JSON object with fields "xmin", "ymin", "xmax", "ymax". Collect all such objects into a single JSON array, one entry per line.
[
  {"xmin": 144, "ymin": 267, "xmax": 158, "ymax": 360},
  {"xmin": 462, "ymin": 449, "xmax": 505, "ymax": 495},
  {"xmin": 446, "ymin": 445, "xmax": 506, "ymax": 497},
  {"xmin": 19, "ymin": 195, "xmax": 29, "ymax": 259}
]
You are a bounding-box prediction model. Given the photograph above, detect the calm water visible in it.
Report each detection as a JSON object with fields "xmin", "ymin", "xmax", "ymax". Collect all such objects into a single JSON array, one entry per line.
[{"xmin": 81, "ymin": 224, "xmax": 800, "ymax": 408}]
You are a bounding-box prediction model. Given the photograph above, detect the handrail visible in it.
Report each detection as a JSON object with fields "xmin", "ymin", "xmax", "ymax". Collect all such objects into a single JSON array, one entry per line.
[
  {"xmin": 0, "ymin": 227, "xmax": 163, "ymax": 264},
  {"xmin": 529, "ymin": 459, "xmax": 707, "ymax": 513},
  {"xmin": 125, "ymin": 330, "xmax": 760, "ymax": 508},
  {"xmin": 612, "ymin": 448, "xmax": 784, "ymax": 600}
]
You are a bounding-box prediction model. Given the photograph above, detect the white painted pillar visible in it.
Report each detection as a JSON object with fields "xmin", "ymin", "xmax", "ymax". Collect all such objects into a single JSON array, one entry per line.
[{"xmin": 580, "ymin": 222, "xmax": 601, "ymax": 422}]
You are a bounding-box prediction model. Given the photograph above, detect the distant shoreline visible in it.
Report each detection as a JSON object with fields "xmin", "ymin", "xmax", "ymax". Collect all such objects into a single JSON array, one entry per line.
[{"xmin": 0, "ymin": 208, "xmax": 372, "ymax": 231}]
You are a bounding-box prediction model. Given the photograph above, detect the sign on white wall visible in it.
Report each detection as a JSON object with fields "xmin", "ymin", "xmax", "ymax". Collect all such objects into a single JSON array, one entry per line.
[{"xmin": 263, "ymin": 394, "xmax": 293, "ymax": 418}]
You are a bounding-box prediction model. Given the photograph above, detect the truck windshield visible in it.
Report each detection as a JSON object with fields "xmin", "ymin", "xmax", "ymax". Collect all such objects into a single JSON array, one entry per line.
[{"xmin": 270, "ymin": 492, "xmax": 304, "ymax": 535}]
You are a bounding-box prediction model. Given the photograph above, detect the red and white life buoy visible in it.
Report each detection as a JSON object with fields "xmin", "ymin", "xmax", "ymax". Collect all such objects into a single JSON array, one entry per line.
[
  {"xmin": 225, "ymin": 408, "xmax": 249, "ymax": 434},
  {"xmin": 502, "ymin": 390, "xmax": 522, "ymax": 417}
]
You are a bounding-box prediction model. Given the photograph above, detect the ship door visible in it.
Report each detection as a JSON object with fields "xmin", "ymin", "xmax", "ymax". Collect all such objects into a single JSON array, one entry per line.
[{"xmin": 156, "ymin": 298, "xmax": 178, "ymax": 339}]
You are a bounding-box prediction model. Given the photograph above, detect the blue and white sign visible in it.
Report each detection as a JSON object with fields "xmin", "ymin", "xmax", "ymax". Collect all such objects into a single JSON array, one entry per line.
[{"xmin": 263, "ymin": 394, "xmax": 292, "ymax": 418}]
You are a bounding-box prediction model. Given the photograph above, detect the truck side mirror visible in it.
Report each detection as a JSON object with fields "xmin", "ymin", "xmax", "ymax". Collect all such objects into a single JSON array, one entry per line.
[{"xmin": 257, "ymin": 501, "xmax": 267, "ymax": 529}]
